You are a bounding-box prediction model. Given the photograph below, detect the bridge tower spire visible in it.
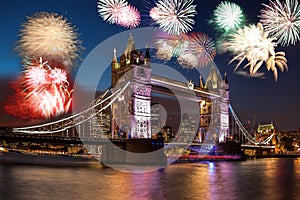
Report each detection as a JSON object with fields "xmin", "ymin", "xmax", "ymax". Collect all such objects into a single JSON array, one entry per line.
[
  {"xmin": 111, "ymin": 48, "xmax": 120, "ymax": 88},
  {"xmin": 144, "ymin": 44, "xmax": 151, "ymax": 66}
]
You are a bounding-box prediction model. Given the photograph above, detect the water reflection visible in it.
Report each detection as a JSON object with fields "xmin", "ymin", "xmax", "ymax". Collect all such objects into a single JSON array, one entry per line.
[{"xmin": 0, "ymin": 159, "xmax": 299, "ymax": 200}]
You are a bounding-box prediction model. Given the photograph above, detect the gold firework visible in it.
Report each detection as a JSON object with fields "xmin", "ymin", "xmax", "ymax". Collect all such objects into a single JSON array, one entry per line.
[
  {"xmin": 224, "ymin": 23, "xmax": 288, "ymax": 81},
  {"xmin": 17, "ymin": 12, "xmax": 82, "ymax": 70}
]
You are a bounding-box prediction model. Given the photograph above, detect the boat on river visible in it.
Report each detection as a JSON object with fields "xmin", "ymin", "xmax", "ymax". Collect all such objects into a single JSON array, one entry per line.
[
  {"xmin": 173, "ymin": 139, "xmax": 246, "ymax": 162},
  {"xmin": 0, "ymin": 149, "xmax": 100, "ymax": 167}
]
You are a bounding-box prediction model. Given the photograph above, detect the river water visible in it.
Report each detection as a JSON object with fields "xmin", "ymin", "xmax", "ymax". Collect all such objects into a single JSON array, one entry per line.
[{"xmin": 0, "ymin": 158, "xmax": 299, "ymax": 200}]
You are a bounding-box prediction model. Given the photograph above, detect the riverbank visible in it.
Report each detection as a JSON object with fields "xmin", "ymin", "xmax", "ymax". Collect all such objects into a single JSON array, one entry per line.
[{"xmin": 253, "ymin": 154, "xmax": 300, "ymax": 159}]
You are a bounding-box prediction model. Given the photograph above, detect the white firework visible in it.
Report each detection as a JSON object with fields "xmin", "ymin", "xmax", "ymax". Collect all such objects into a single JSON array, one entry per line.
[
  {"xmin": 18, "ymin": 12, "xmax": 81, "ymax": 69},
  {"xmin": 150, "ymin": 0, "xmax": 197, "ymax": 35},
  {"xmin": 223, "ymin": 23, "xmax": 288, "ymax": 81},
  {"xmin": 259, "ymin": 0, "xmax": 300, "ymax": 46},
  {"xmin": 97, "ymin": 0, "xmax": 128, "ymax": 24}
]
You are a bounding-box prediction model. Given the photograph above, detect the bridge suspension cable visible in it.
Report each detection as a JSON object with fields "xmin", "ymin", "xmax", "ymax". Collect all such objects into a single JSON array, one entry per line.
[
  {"xmin": 229, "ymin": 104, "xmax": 259, "ymax": 144},
  {"xmin": 13, "ymin": 82, "xmax": 131, "ymax": 134},
  {"xmin": 229, "ymin": 104, "xmax": 274, "ymax": 145}
]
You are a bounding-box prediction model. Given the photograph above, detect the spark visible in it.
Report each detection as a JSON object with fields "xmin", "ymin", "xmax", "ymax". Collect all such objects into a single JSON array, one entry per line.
[
  {"xmin": 154, "ymin": 31, "xmax": 189, "ymax": 61},
  {"xmin": 97, "ymin": 0, "xmax": 128, "ymax": 24},
  {"xmin": 150, "ymin": 0, "xmax": 197, "ymax": 35},
  {"xmin": 117, "ymin": 5, "xmax": 141, "ymax": 28},
  {"xmin": 212, "ymin": 1, "xmax": 245, "ymax": 32},
  {"xmin": 259, "ymin": 0, "xmax": 300, "ymax": 46},
  {"xmin": 17, "ymin": 12, "xmax": 81, "ymax": 70},
  {"xmin": 97, "ymin": 0, "xmax": 140, "ymax": 28},
  {"xmin": 180, "ymin": 32, "xmax": 216, "ymax": 68},
  {"xmin": 23, "ymin": 57, "xmax": 72, "ymax": 118},
  {"xmin": 154, "ymin": 31, "xmax": 216, "ymax": 68},
  {"xmin": 222, "ymin": 23, "xmax": 288, "ymax": 81}
]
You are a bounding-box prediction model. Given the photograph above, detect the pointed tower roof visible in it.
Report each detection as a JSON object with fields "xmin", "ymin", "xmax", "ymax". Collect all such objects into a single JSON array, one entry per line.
[
  {"xmin": 112, "ymin": 48, "xmax": 117, "ymax": 62},
  {"xmin": 124, "ymin": 33, "xmax": 138, "ymax": 57},
  {"xmin": 206, "ymin": 66, "xmax": 222, "ymax": 89},
  {"xmin": 224, "ymin": 72, "xmax": 229, "ymax": 84},
  {"xmin": 199, "ymin": 75, "xmax": 204, "ymax": 88},
  {"xmin": 145, "ymin": 43, "xmax": 150, "ymax": 60},
  {"xmin": 111, "ymin": 48, "xmax": 120, "ymax": 70}
]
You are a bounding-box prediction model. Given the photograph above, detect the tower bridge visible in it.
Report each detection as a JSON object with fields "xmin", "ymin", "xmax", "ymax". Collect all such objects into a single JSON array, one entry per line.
[
  {"xmin": 10, "ymin": 34, "xmax": 276, "ymax": 158},
  {"xmin": 110, "ymin": 33, "xmax": 230, "ymax": 143}
]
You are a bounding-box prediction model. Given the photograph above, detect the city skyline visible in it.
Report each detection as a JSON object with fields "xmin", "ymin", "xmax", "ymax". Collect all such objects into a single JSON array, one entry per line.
[{"xmin": 0, "ymin": 0, "xmax": 299, "ymax": 132}]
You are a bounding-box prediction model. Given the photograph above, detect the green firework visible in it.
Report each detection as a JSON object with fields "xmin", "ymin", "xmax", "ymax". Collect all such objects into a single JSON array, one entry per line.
[{"xmin": 213, "ymin": 1, "xmax": 245, "ymax": 32}]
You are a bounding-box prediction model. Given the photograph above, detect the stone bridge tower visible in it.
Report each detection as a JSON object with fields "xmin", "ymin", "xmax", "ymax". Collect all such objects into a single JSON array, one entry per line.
[
  {"xmin": 111, "ymin": 34, "xmax": 152, "ymax": 139},
  {"xmin": 202, "ymin": 66, "xmax": 229, "ymax": 143}
]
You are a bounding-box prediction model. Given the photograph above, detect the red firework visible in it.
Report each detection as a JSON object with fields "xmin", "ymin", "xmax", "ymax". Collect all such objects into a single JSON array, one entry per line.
[{"xmin": 5, "ymin": 57, "xmax": 72, "ymax": 119}]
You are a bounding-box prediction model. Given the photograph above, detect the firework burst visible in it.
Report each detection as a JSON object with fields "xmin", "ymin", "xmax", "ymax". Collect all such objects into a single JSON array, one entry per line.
[
  {"xmin": 117, "ymin": 5, "xmax": 141, "ymax": 28},
  {"xmin": 259, "ymin": 0, "xmax": 300, "ymax": 46},
  {"xmin": 17, "ymin": 12, "xmax": 81, "ymax": 70},
  {"xmin": 212, "ymin": 1, "xmax": 245, "ymax": 32},
  {"xmin": 154, "ymin": 31, "xmax": 216, "ymax": 68},
  {"xmin": 154, "ymin": 31, "xmax": 189, "ymax": 61},
  {"xmin": 223, "ymin": 23, "xmax": 288, "ymax": 81},
  {"xmin": 97, "ymin": 0, "xmax": 128, "ymax": 24},
  {"xmin": 97, "ymin": 0, "xmax": 140, "ymax": 28},
  {"xmin": 23, "ymin": 57, "xmax": 72, "ymax": 118},
  {"xmin": 150, "ymin": 0, "xmax": 197, "ymax": 35},
  {"xmin": 179, "ymin": 32, "xmax": 216, "ymax": 68},
  {"xmin": 6, "ymin": 57, "xmax": 72, "ymax": 119}
]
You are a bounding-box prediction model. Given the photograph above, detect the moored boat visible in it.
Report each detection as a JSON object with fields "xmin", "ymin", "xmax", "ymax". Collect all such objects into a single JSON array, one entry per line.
[{"xmin": 0, "ymin": 150, "xmax": 100, "ymax": 167}]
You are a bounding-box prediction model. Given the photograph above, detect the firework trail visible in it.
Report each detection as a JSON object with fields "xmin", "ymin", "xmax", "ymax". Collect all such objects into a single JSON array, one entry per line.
[
  {"xmin": 97, "ymin": 0, "xmax": 140, "ymax": 28},
  {"xmin": 222, "ymin": 23, "xmax": 288, "ymax": 81},
  {"xmin": 179, "ymin": 32, "xmax": 216, "ymax": 68},
  {"xmin": 259, "ymin": 0, "xmax": 300, "ymax": 46},
  {"xmin": 212, "ymin": 1, "xmax": 245, "ymax": 32},
  {"xmin": 17, "ymin": 12, "xmax": 81, "ymax": 71},
  {"xmin": 150, "ymin": 0, "xmax": 197, "ymax": 35}
]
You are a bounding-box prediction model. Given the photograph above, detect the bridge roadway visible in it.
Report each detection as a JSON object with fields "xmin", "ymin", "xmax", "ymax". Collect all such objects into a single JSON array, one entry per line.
[
  {"xmin": 165, "ymin": 142, "xmax": 275, "ymax": 150},
  {"xmin": 0, "ymin": 133, "xmax": 130, "ymax": 145},
  {"xmin": 0, "ymin": 132, "xmax": 275, "ymax": 150}
]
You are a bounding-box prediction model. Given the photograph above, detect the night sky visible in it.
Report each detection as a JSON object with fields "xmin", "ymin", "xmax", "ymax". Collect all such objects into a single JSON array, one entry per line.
[{"xmin": 0, "ymin": 0, "xmax": 299, "ymax": 132}]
